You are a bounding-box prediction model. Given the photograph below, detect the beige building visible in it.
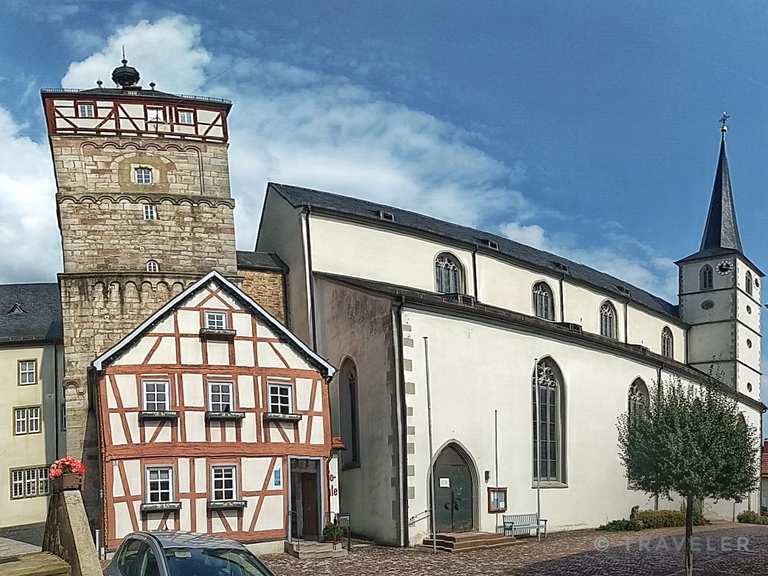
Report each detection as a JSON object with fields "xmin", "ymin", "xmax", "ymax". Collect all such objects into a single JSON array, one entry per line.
[{"xmin": 0, "ymin": 283, "xmax": 64, "ymax": 541}]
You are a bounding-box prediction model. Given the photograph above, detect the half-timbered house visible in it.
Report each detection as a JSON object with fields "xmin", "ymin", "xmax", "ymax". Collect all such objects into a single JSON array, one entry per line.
[{"xmin": 91, "ymin": 271, "xmax": 337, "ymax": 550}]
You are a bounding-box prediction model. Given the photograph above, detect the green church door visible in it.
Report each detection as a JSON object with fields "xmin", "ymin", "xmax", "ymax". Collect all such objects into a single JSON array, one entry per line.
[{"xmin": 433, "ymin": 445, "xmax": 474, "ymax": 533}]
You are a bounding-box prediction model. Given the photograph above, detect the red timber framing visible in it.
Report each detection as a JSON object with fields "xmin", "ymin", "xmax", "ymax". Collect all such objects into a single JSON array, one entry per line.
[
  {"xmin": 94, "ymin": 272, "xmax": 336, "ymax": 550},
  {"xmin": 40, "ymin": 91, "xmax": 230, "ymax": 144}
]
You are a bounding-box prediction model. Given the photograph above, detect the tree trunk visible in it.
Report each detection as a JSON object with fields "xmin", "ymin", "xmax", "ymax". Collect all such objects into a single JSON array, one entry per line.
[{"xmin": 684, "ymin": 494, "xmax": 694, "ymax": 576}]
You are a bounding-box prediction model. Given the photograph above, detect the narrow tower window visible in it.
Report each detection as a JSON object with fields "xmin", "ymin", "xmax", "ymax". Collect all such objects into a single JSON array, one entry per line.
[
  {"xmin": 599, "ymin": 301, "xmax": 618, "ymax": 340},
  {"xmin": 532, "ymin": 282, "xmax": 555, "ymax": 321},
  {"xmin": 134, "ymin": 167, "xmax": 153, "ymax": 185},
  {"xmin": 145, "ymin": 260, "xmax": 159, "ymax": 273},
  {"xmin": 661, "ymin": 327, "xmax": 674, "ymax": 359},
  {"xmin": 745, "ymin": 271, "xmax": 753, "ymax": 296},
  {"xmin": 700, "ymin": 265, "xmax": 714, "ymax": 290},
  {"xmin": 434, "ymin": 253, "xmax": 464, "ymax": 294},
  {"xmin": 143, "ymin": 205, "xmax": 157, "ymax": 220}
]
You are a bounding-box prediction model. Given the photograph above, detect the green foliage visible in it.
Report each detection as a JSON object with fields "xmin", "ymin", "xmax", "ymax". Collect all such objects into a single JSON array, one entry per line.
[
  {"xmin": 617, "ymin": 379, "xmax": 759, "ymax": 502},
  {"xmin": 737, "ymin": 510, "xmax": 768, "ymax": 525},
  {"xmin": 599, "ymin": 509, "xmax": 705, "ymax": 531},
  {"xmin": 323, "ymin": 521, "xmax": 345, "ymax": 542}
]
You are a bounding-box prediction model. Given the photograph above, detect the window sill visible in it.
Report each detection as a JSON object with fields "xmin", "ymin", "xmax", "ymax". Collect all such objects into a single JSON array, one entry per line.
[
  {"xmin": 139, "ymin": 411, "xmax": 179, "ymax": 421},
  {"xmin": 263, "ymin": 412, "xmax": 302, "ymax": 423},
  {"xmin": 205, "ymin": 411, "xmax": 245, "ymax": 421},
  {"xmin": 199, "ymin": 328, "xmax": 236, "ymax": 341},
  {"xmin": 208, "ymin": 500, "xmax": 247, "ymax": 510},
  {"xmin": 141, "ymin": 502, "xmax": 182, "ymax": 513},
  {"xmin": 531, "ymin": 481, "xmax": 568, "ymax": 489}
]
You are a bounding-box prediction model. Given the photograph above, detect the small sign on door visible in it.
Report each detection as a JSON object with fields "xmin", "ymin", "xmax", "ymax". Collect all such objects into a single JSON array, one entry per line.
[{"xmin": 439, "ymin": 477, "xmax": 450, "ymax": 488}]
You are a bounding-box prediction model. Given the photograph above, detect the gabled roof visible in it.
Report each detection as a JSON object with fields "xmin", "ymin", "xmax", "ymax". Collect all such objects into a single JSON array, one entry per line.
[
  {"xmin": 267, "ymin": 182, "xmax": 682, "ymax": 323},
  {"xmin": 92, "ymin": 271, "xmax": 335, "ymax": 377},
  {"xmin": 0, "ymin": 283, "xmax": 62, "ymax": 345}
]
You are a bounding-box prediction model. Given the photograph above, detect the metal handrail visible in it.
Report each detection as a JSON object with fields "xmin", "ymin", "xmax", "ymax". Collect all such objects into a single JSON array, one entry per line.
[
  {"xmin": 330, "ymin": 511, "xmax": 352, "ymax": 551},
  {"xmin": 40, "ymin": 87, "xmax": 232, "ymax": 105},
  {"xmin": 408, "ymin": 509, "xmax": 432, "ymax": 526},
  {"xmin": 286, "ymin": 509, "xmax": 303, "ymax": 553}
]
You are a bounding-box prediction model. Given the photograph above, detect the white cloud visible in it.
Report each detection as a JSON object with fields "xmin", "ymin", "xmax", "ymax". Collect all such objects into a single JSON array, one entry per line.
[{"xmin": 0, "ymin": 107, "xmax": 60, "ymax": 282}]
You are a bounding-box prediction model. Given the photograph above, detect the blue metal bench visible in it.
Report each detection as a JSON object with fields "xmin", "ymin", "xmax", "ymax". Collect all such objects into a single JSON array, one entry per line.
[{"xmin": 501, "ymin": 513, "xmax": 547, "ymax": 539}]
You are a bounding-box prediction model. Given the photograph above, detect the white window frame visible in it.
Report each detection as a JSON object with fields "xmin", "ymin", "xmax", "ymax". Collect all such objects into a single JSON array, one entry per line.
[
  {"xmin": 268, "ymin": 382, "xmax": 292, "ymax": 414},
  {"xmin": 208, "ymin": 380, "xmax": 233, "ymax": 413},
  {"xmin": 143, "ymin": 204, "xmax": 157, "ymax": 220},
  {"xmin": 211, "ymin": 465, "xmax": 237, "ymax": 501},
  {"xmin": 177, "ymin": 109, "xmax": 194, "ymax": 125},
  {"xmin": 147, "ymin": 107, "xmax": 164, "ymax": 123},
  {"xmin": 145, "ymin": 260, "xmax": 159, "ymax": 273},
  {"xmin": 134, "ymin": 167, "xmax": 153, "ymax": 185},
  {"xmin": 145, "ymin": 466, "xmax": 174, "ymax": 504},
  {"xmin": 14, "ymin": 406, "xmax": 41, "ymax": 435},
  {"xmin": 19, "ymin": 360, "xmax": 37, "ymax": 385},
  {"xmin": 204, "ymin": 311, "xmax": 227, "ymax": 330},
  {"xmin": 77, "ymin": 102, "xmax": 95, "ymax": 118},
  {"xmin": 11, "ymin": 469, "xmax": 24, "ymax": 499},
  {"xmin": 142, "ymin": 380, "xmax": 169, "ymax": 412},
  {"xmin": 10, "ymin": 466, "xmax": 49, "ymax": 500}
]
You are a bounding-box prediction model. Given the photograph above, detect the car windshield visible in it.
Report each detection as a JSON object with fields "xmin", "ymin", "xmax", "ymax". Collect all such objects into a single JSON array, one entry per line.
[{"xmin": 164, "ymin": 547, "xmax": 272, "ymax": 576}]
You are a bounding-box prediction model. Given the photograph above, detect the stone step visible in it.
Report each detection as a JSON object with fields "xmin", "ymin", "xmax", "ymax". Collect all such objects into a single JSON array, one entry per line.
[
  {"xmin": 284, "ymin": 541, "xmax": 348, "ymax": 560},
  {"xmin": 0, "ymin": 552, "xmax": 70, "ymax": 576},
  {"xmin": 421, "ymin": 532, "xmax": 522, "ymax": 552}
]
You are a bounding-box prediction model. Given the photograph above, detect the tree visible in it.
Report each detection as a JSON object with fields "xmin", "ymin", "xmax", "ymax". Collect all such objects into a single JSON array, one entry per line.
[{"xmin": 617, "ymin": 378, "xmax": 759, "ymax": 576}]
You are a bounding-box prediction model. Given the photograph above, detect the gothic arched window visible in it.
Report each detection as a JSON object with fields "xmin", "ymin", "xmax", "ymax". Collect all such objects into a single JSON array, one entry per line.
[
  {"xmin": 628, "ymin": 378, "xmax": 649, "ymax": 425},
  {"xmin": 339, "ymin": 358, "xmax": 360, "ymax": 468},
  {"xmin": 700, "ymin": 265, "xmax": 713, "ymax": 290},
  {"xmin": 599, "ymin": 301, "xmax": 618, "ymax": 340},
  {"xmin": 746, "ymin": 271, "xmax": 753, "ymax": 296},
  {"xmin": 532, "ymin": 282, "xmax": 555, "ymax": 321},
  {"xmin": 145, "ymin": 260, "xmax": 159, "ymax": 273},
  {"xmin": 434, "ymin": 253, "xmax": 463, "ymax": 294},
  {"xmin": 661, "ymin": 327, "xmax": 674, "ymax": 359},
  {"xmin": 532, "ymin": 358, "xmax": 565, "ymax": 483}
]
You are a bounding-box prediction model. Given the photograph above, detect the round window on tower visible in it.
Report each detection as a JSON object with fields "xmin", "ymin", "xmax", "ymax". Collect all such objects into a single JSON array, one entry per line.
[
  {"xmin": 746, "ymin": 338, "xmax": 752, "ymax": 349},
  {"xmin": 747, "ymin": 382, "xmax": 753, "ymax": 393},
  {"xmin": 701, "ymin": 300, "xmax": 714, "ymax": 310},
  {"xmin": 746, "ymin": 305, "xmax": 752, "ymax": 314}
]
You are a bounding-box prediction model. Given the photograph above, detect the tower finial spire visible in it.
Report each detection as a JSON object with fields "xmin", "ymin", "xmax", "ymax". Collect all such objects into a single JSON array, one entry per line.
[
  {"xmin": 121, "ymin": 45, "xmax": 127, "ymax": 65},
  {"xmin": 719, "ymin": 111, "xmax": 730, "ymax": 137}
]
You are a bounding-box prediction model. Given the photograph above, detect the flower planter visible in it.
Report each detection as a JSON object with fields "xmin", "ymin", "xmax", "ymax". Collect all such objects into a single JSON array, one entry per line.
[{"xmin": 51, "ymin": 473, "xmax": 82, "ymax": 493}]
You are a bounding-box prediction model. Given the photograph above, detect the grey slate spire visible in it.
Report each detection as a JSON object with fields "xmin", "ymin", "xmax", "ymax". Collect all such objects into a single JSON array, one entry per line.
[{"xmin": 699, "ymin": 135, "xmax": 743, "ymax": 254}]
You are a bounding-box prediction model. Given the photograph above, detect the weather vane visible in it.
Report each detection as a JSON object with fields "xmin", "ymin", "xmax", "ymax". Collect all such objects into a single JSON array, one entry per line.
[{"xmin": 719, "ymin": 112, "xmax": 730, "ymax": 134}]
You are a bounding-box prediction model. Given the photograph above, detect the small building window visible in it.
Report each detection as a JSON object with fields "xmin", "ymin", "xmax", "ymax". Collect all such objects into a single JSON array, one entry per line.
[
  {"xmin": 434, "ymin": 253, "xmax": 464, "ymax": 294},
  {"xmin": 700, "ymin": 265, "xmax": 714, "ymax": 290},
  {"xmin": 746, "ymin": 271, "xmax": 753, "ymax": 296},
  {"xmin": 661, "ymin": 327, "xmax": 674, "ymax": 359},
  {"xmin": 77, "ymin": 102, "xmax": 95, "ymax": 118},
  {"xmin": 60, "ymin": 403, "xmax": 67, "ymax": 432},
  {"xmin": 145, "ymin": 260, "xmax": 159, "ymax": 273},
  {"xmin": 147, "ymin": 107, "xmax": 164, "ymax": 123},
  {"xmin": 135, "ymin": 167, "xmax": 153, "ymax": 185},
  {"xmin": 532, "ymin": 282, "xmax": 555, "ymax": 321},
  {"xmin": 18, "ymin": 360, "xmax": 37, "ymax": 385},
  {"xmin": 204, "ymin": 311, "xmax": 226, "ymax": 330},
  {"xmin": 211, "ymin": 466, "xmax": 237, "ymax": 501},
  {"xmin": 14, "ymin": 406, "xmax": 41, "ymax": 435},
  {"xmin": 599, "ymin": 301, "xmax": 618, "ymax": 340},
  {"xmin": 143, "ymin": 205, "xmax": 157, "ymax": 220},
  {"xmin": 268, "ymin": 383, "xmax": 292, "ymax": 414},
  {"xmin": 10, "ymin": 466, "xmax": 49, "ymax": 499},
  {"xmin": 143, "ymin": 380, "xmax": 169, "ymax": 412},
  {"xmin": 628, "ymin": 378, "xmax": 649, "ymax": 425},
  {"xmin": 146, "ymin": 466, "xmax": 173, "ymax": 503},
  {"xmin": 209, "ymin": 381, "xmax": 233, "ymax": 413},
  {"xmin": 177, "ymin": 109, "xmax": 194, "ymax": 125}
]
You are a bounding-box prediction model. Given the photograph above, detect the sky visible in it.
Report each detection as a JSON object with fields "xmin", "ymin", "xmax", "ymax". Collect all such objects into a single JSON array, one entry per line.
[{"xmin": 0, "ymin": 1, "xmax": 766, "ymax": 416}]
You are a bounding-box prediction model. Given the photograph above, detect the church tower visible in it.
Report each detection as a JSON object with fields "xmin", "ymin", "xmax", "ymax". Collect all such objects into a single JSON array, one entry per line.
[
  {"xmin": 677, "ymin": 125, "xmax": 762, "ymax": 400},
  {"xmin": 41, "ymin": 59, "xmax": 237, "ymax": 522}
]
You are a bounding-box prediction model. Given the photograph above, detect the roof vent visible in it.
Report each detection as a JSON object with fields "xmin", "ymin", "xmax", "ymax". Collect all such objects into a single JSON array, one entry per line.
[
  {"xmin": 553, "ymin": 261, "xmax": 569, "ymax": 274},
  {"xmin": 616, "ymin": 285, "xmax": 631, "ymax": 296},
  {"xmin": 377, "ymin": 210, "xmax": 395, "ymax": 222},
  {"xmin": 478, "ymin": 238, "xmax": 499, "ymax": 250},
  {"xmin": 6, "ymin": 303, "xmax": 24, "ymax": 315}
]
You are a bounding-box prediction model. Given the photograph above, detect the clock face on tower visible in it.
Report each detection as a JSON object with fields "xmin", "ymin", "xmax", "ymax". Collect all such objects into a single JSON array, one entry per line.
[{"xmin": 717, "ymin": 260, "xmax": 732, "ymax": 276}]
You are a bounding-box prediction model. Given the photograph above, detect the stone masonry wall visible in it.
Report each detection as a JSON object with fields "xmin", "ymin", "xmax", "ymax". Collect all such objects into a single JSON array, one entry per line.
[{"xmin": 239, "ymin": 269, "xmax": 286, "ymax": 324}]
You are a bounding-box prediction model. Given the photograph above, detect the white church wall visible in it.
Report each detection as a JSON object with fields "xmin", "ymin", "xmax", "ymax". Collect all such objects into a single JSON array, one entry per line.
[
  {"xmin": 736, "ymin": 290, "xmax": 761, "ymax": 336},
  {"xmin": 309, "ymin": 215, "xmax": 476, "ymax": 296},
  {"xmin": 625, "ymin": 305, "xmax": 686, "ymax": 359},
  {"xmin": 561, "ymin": 282, "xmax": 624, "ymax": 340},
  {"xmin": 736, "ymin": 323, "xmax": 761, "ymax": 371},
  {"xmin": 736, "ymin": 364, "xmax": 761, "ymax": 401},
  {"xmin": 735, "ymin": 258, "xmax": 762, "ymax": 304},
  {"xmin": 679, "ymin": 259, "xmax": 734, "ymax": 294}
]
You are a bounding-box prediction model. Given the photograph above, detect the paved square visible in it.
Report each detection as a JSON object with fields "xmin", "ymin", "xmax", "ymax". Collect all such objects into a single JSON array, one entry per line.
[{"xmin": 262, "ymin": 524, "xmax": 768, "ymax": 576}]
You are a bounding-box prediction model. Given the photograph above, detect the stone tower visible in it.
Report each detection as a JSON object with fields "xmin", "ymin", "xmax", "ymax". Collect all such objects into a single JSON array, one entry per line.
[
  {"xmin": 677, "ymin": 131, "xmax": 762, "ymax": 401},
  {"xmin": 41, "ymin": 59, "xmax": 237, "ymax": 523}
]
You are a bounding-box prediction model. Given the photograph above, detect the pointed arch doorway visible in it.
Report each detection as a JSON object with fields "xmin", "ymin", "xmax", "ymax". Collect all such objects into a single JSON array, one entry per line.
[{"xmin": 432, "ymin": 444, "xmax": 476, "ymax": 533}]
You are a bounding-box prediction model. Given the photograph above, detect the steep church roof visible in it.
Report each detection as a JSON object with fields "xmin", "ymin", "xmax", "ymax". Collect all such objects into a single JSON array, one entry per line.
[
  {"xmin": 0, "ymin": 283, "xmax": 62, "ymax": 344},
  {"xmin": 267, "ymin": 183, "xmax": 682, "ymax": 323}
]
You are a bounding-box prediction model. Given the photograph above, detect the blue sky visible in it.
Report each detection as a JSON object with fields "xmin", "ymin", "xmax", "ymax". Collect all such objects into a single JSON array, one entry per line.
[{"xmin": 0, "ymin": 1, "xmax": 766, "ymax": 414}]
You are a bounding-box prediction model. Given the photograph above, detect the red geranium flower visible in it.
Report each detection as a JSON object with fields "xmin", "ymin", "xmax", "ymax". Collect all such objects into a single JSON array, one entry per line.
[{"xmin": 49, "ymin": 456, "xmax": 86, "ymax": 480}]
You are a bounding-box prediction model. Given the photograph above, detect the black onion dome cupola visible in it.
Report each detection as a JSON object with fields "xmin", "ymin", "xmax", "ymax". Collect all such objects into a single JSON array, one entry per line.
[{"xmin": 112, "ymin": 57, "xmax": 140, "ymax": 89}]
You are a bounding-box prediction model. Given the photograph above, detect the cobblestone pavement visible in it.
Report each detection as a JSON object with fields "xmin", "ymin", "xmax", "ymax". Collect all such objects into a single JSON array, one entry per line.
[
  {"xmin": 262, "ymin": 524, "xmax": 768, "ymax": 576},
  {"xmin": 0, "ymin": 537, "xmax": 40, "ymax": 559}
]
